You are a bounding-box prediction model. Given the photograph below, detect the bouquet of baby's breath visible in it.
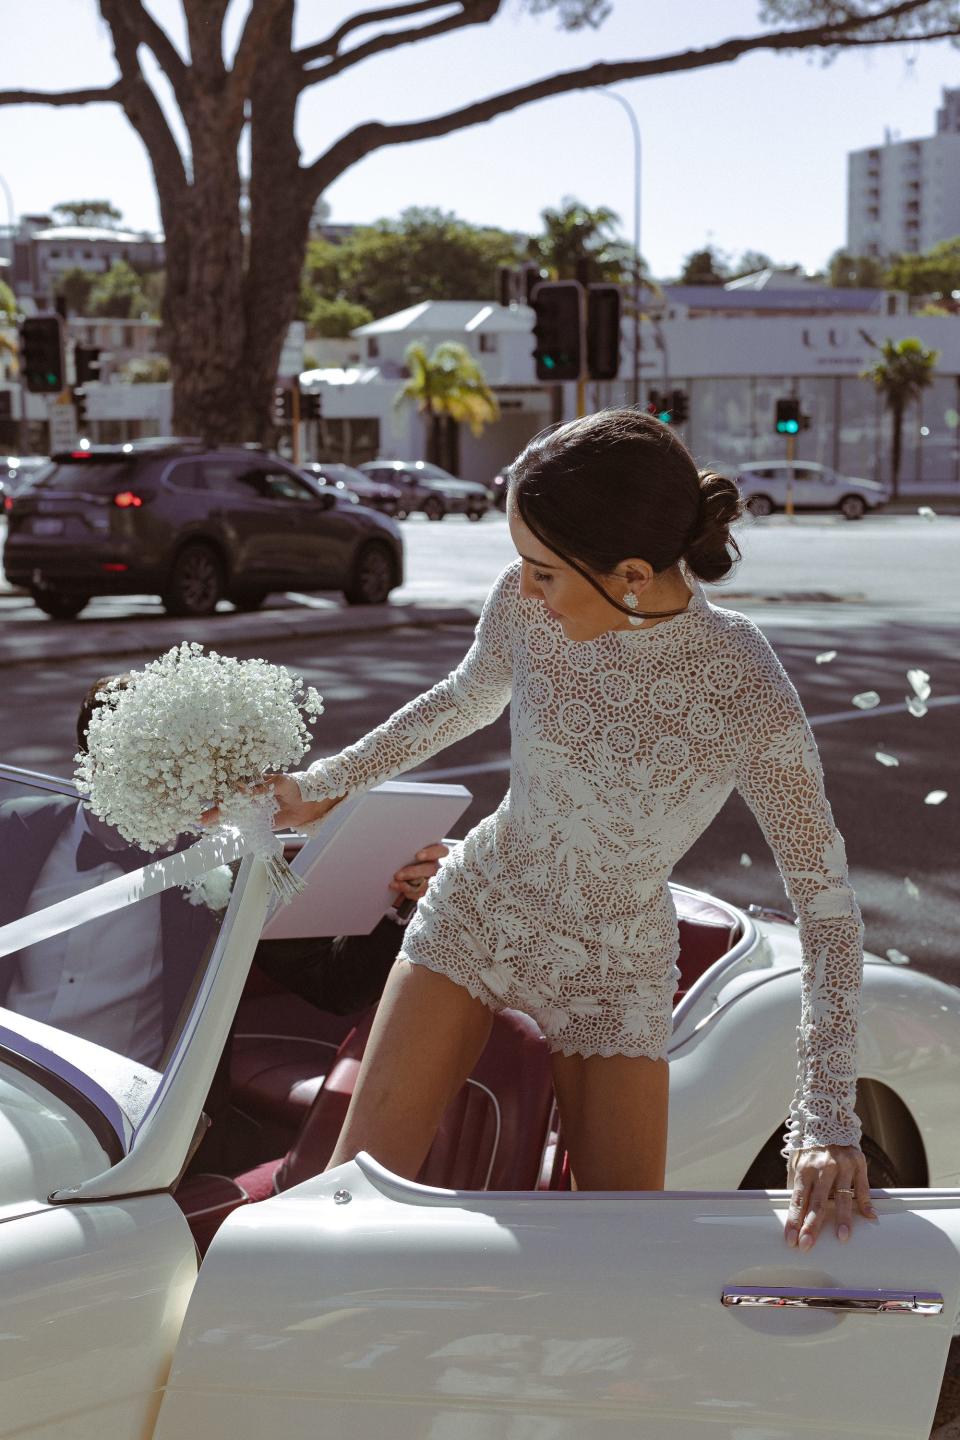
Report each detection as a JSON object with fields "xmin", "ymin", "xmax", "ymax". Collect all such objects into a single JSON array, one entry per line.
[{"xmin": 75, "ymin": 642, "xmax": 323, "ymax": 901}]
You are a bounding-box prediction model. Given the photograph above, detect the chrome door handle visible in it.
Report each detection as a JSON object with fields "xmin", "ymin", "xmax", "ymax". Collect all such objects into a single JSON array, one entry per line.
[{"xmin": 722, "ymin": 1285, "xmax": 942, "ymax": 1316}]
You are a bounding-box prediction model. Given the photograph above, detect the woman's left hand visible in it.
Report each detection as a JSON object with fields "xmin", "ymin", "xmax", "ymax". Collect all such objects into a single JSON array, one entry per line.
[{"xmin": 784, "ymin": 1144, "xmax": 878, "ymax": 1249}]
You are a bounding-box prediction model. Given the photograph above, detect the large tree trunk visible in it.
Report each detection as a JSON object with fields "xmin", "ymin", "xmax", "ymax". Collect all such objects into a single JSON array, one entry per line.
[{"xmin": 166, "ymin": 0, "xmax": 309, "ymax": 446}]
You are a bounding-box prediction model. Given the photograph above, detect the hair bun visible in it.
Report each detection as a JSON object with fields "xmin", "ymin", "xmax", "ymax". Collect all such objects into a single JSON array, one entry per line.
[{"xmin": 684, "ymin": 470, "xmax": 743, "ymax": 583}]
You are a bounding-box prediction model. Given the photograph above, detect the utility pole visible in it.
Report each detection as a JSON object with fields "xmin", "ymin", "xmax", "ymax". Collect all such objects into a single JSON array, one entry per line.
[
  {"xmin": 598, "ymin": 89, "xmax": 641, "ymax": 407},
  {"xmin": 291, "ymin": 383, "xmax": 301, "ymax": 466}
]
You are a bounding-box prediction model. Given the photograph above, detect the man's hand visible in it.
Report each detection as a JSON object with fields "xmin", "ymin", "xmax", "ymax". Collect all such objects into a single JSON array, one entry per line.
[
  {"xmin": 784, "ymin": 1144, "xmax": 878, "ymax": 1249},
  {"xmin": 388, "ymin": 842, "xmax": 449, "ymax": 905}
]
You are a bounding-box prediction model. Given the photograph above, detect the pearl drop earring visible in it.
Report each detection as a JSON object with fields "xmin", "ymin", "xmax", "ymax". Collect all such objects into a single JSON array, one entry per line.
[{"xmin": 623, "ymin": 591, "xmax": 645, "ymax": 626}]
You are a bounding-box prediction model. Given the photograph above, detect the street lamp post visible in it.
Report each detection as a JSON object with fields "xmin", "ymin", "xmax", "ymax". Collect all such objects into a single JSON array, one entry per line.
[{"xmin": 597, "ymin": 89, "xmax": 641, "ymax": 407}]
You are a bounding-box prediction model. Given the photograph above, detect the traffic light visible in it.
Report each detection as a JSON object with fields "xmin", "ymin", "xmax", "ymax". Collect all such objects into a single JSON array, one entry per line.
[
  {"xmin": 75, "ymin": 345, "xmax": 101, "ymax": 386},
  {"xmin": 73, "ymin": 387, "xmax": 88, "ymax": 426},
  {"xmin": 20, "ymin": 314, "xmax": 64, "ymax": 393},
  {"xmin": 670, "ymin": 389, "xmax": 689, "ymax": 425},
  {"xmin": 775, "ymin": 398, "xmax": 801, "ymax": 435},
  {"xmin": 299, "ymin": 389, "xmax": 323, "ymax": 421},
  {"xmin": 531, "ymin": 281, "xmax": 582, "ymax": 382},
  {"xmin": 646, "ymin": 389, "xmax": 673, "ymax": 424},
  {"xmin": 273, "ymin": 386, "xmax": 293, "ymax": 423},
  {"xmin": 586, "ymin": 284, "xmax": 621, "ymax": 381}
]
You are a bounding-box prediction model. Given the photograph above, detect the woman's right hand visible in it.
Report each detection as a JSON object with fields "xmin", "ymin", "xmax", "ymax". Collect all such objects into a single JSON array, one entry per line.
[{"xmin": 201, "ymin": 774, "xmax": 340, "ymax": 832}]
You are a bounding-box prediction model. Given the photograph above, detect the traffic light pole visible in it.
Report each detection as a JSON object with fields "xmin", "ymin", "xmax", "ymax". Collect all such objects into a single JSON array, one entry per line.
[
  {"xmin": 292, "ymin": 382, "xmax": 301, "ymax": 465},
  {"xmin": 785, "ymin": 431, "xmax": 796, "ymax": 518}
]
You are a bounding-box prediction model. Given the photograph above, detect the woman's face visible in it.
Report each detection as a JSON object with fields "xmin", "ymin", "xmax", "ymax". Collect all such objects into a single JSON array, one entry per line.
[{"xmin": 507, "ymin": 499, "xmax": 629, "ymax": 642}]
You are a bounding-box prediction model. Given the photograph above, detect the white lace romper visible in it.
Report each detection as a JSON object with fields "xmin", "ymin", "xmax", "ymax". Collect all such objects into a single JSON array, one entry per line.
[{"xmin": 295, "ymin": 559, "xmax": 865, "ymax": 1158}]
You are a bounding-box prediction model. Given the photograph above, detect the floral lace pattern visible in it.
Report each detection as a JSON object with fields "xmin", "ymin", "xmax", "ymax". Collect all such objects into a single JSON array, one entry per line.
[{"xmin": 294, "ymin": 561, "xmax": 863, "ymax": 1157}]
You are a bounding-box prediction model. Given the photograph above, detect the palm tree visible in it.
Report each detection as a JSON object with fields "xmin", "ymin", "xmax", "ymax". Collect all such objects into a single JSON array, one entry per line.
[
  {"xmin": 862, "ymin": 337, "xmax": 939, "ymax": 499},
  {"xmin": 527, "ymin": 197, "xmax": 634, "ymax": 284},
  {"xmin": 397, "ymin": 341, "xmax": 499, "ymax": 473}
]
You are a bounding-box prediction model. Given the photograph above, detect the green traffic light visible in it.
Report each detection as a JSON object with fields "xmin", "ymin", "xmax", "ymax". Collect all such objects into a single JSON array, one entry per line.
[
  {"xmin": 777, "ymin": 419, "xmax": 800, "ymax": 434},
  {"xmin": 657, "ymin": 410, "xmax": 672, "ymax": 423}
]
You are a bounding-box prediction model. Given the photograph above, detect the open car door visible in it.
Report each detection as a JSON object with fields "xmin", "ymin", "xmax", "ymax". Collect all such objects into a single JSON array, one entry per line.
[{"xmin": 155, "ymin": 1154, "xmax": 960, "ymax": 1440}]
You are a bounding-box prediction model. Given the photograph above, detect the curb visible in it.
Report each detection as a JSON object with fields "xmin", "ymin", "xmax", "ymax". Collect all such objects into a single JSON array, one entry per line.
[{"xmin": 0, "ymin": 600, "xmax": 483, "ymax": 669}]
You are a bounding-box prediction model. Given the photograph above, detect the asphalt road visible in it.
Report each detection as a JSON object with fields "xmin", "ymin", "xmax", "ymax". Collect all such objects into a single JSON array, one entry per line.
[{"xmin": 1, "ymin": 511, "xmax": 957, "ymax": 987}]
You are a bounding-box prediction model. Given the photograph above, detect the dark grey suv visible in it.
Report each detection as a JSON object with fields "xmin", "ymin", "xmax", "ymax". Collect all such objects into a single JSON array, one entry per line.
[{"xmin": 2, "ymin": 442, "xmax": 404, "ymax": 619}]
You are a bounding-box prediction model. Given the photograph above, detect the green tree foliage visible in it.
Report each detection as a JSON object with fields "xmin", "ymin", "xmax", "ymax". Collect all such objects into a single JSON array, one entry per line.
[
  {"xmin": 526, "ymin": 196, "xmax": 634, "ymax": 282},
  {"xmin": 679, "ymin": 246, "xmax": 730, "ymax": 286},
  {"xmin": 862, "ymin": 336, "xmax": 939, "ymax": 496},
  {"xmin": 124, "ymin": 355, "xmax": 171, "ymax": 383},
  {"xmin": 397, "ymin": 340, "xmax": 499, "ymax": 469},
  {"xmin": 885, "ymin": 237, "xmax": 960, "ymax": 303},
  {"xmin": 58, "ymin": 267, "xmax": 97, "ymax": 316},
  {"xmin": 86, "ymin": 261, "xmax": 158, "ymax": 319},
  {"xmin": 826, "ymin": 249, "xmax": 887, "ymax": 288},
  {"xmin": 301, "ymin": 208, "xmax": 521, "ymax": 322},
  {"xmin": 52, "ymin": 199, "xmax": 124, "ymax": 229},
  {"xmin": 0, "ymin": 279, "xmax": 16, "ymax": 319},
  {"xmin": 307, "ymin": 296, "xmax": 374, "ymax": 337}
]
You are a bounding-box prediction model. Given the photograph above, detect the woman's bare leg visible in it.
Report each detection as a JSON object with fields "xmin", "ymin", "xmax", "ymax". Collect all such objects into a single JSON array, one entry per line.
[
  {"xmin": 326, "ymin": 958, "xmax": 494, "ymax": 1178},
  {"xmin": 550, "ymin": 1051, "xmax": 669, "ymax": 1191}
]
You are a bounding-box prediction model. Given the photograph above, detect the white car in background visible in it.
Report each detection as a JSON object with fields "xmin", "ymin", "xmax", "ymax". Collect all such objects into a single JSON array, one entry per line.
[
  {"xmin": 737, "ymin": 460, "xmax": 890, "ymax": 519},
  {"xmin": 2, "ymin": 759, "xmax": 960, "ymax": 1440}
]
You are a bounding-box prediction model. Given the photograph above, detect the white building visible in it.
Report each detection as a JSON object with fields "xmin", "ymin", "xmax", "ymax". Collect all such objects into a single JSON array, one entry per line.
[{"xmin": 847, "ymin": 89, "xmax": 960, "ymax": 258}]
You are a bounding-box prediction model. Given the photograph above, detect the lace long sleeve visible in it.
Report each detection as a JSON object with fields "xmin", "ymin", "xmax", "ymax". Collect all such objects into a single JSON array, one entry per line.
[
  {"xmin": 733, "ymin": 639, "xmax": 864, "ymax": 1160},
  {"xmin": 292, "ymin": 564, "xmax": 516, "ymax": 806}
]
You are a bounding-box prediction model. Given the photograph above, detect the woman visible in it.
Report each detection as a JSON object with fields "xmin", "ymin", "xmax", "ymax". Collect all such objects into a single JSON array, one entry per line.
[{"xmin": 268, "ymin": 409, "xmax": 878, "ymax": 1251}]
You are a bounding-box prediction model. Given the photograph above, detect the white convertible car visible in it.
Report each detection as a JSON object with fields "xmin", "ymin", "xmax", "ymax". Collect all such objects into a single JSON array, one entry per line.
[{"xmin": 2, "ymin": 759, "xmax": 960, "ymax": 1440}]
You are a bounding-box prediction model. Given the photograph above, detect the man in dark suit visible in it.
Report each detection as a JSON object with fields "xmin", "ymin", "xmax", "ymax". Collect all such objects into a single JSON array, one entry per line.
[{"xmin": 0, "ymin": 675, "xmax": 445, "ymax": 1068}]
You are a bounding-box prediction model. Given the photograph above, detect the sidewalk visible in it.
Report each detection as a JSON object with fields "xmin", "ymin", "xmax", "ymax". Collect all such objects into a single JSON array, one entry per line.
[{"xmin": 0, "ymin": 598, "xmax": 483, "ymax": 669}]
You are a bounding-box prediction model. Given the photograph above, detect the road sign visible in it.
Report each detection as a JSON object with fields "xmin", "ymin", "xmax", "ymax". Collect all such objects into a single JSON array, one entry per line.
[
  {"xmin": 278, "ymin": 321, "xmax": 306, "ymax": 379},
  {"xmin": 47, "ymin": 392, "xmax": 77, "ymax": 451}
]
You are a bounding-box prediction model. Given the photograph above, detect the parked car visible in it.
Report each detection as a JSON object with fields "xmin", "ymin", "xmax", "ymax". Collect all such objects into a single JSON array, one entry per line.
[
  {"xmin": 358, "ymin": 459, "xmax": 490, "ymax": 521},
  {"xmin": 489, "ymin": 470, "xmax": 509, "ymax": 509},
  {"xmin": 2, "ymin": 441, "xmax": 404, "ymax": 619},
  {"xmin": 3, "ymin": 756, "xmax": 960, "ymax": 1439},
  {"xmin": 737, "ymin": 460, "xmax": 890, "ymax": 519},
  {"xmin": 300, "ymin": 461, "xmax": 401, "ymax": 517}
]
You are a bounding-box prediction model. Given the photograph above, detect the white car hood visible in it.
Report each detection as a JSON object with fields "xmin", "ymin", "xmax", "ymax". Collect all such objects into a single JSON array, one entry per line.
[{"xmin": 0, "ymin": 1059, "xmax": 116, "ymax": 1213}]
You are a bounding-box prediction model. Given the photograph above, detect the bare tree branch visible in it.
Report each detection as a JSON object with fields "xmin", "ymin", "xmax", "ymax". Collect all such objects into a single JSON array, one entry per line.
[
  {"xmin": 98, "ymin": 0, "xmax": 189, "ymax": 210},
  {"xmin": 299, "ymin": 1, "xmax": 498, "ymax": 87},
  {"xmin": 305, "ymin": 1, "xmax": 955, "ymax": 191},
  {"xmin": 123, "ymin": 0, "xmax": 191, "ymax": 105},
  {"xmin": 0, "ymin": 84, "xmax": 123, "ymax": 107},
  {"xmin": 299, "ymin": 0, "xmax": 456, "ymax": 64}
]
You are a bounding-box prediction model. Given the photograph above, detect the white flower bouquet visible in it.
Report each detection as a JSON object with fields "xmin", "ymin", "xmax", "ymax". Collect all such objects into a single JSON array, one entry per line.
[{"xmin": 75, "ymin": 642, "xmax": 323, "ymax": 901}]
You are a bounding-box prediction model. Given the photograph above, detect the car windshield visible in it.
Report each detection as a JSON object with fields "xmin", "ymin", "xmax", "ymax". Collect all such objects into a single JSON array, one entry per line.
[
  {"xmin": 320, "ymin": 464, "xmax": 369, "ymax": 486},
  {"xmin": 34, "ymin": 460, "xmax": 138, "ymax": 493},
  {"xmin": 413, "ymin": 463, "xmax": 456, "ymax": 480},
  {"xmin": 0, "ymin": 767, "xmax": 245, "ymax": 1139}
]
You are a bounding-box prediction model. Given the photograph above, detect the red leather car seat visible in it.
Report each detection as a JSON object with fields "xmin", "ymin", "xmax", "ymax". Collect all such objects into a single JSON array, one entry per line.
[
  {"xmin": 177, "ymin": 1004, "xmax": 557, "ymax": 1254},
  {"xmin": 674, "ymin": 891, "xmax": 741, "ymax": 1000}
]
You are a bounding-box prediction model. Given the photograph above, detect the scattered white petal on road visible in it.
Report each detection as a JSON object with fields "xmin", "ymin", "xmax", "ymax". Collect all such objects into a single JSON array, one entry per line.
[
  {"xmin": 904, "ymin": 877, "xmax": 920, "ymax": 901},
  {"xmin": 875, "ymin": 751, "xmax": 899, "ymax": 767},
  {"xmin": 925, "ymin": 790, "xmax": 948, "ymax": 805},
  {"xmin": 815, "ymin": 650, "xmax": 837, "ymax": 665},
  {"xmin": 885, "ymin": 948, "xmax": 911, "ymax": 965},
  {"xmin": 917, "ymin": 506, "xmax": 937, "ymax": 519},
  {"xmin": 853, "ymin": 691, "xmax": 881, "ymax": 709},
  {"xmin": 905, "ymin": 696, "xmax": 928, "ymax": 717},
  {"xmin": 739, "ymin": 853, "xmax": 752, "ymax": 867},
  {"xmin": 907, "ymin": 669, "xmax": 931, "ymax": 702}
]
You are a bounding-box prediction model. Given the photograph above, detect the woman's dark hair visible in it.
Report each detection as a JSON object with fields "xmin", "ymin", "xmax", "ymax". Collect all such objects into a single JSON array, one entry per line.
[{"xmin": 507, "ymin": 408, "xmax": 743, "ymax": 617}]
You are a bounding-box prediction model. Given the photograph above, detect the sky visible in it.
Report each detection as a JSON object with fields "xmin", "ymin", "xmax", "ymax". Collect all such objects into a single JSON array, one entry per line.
[{"xmin": 2, "ymin": 0, "xmax": 959, "ymax": 279}]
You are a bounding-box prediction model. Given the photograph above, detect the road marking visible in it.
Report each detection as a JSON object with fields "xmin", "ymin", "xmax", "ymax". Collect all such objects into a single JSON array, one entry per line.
[{"xmin": 416, "ymin": 695, "xmax": 960, "ymax": 781}]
